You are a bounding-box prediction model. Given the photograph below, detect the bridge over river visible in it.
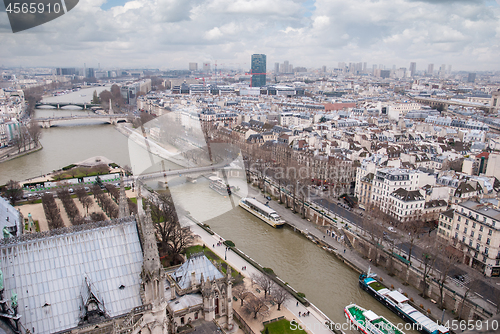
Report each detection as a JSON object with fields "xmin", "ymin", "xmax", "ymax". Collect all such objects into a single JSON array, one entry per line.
[
  {"xmin": 36, "ymin": 102, "xmax": 101, "ymax": 109},
  {"xmin": 34, "ymin": 114, "xmax": 130, "ymax": 128}
]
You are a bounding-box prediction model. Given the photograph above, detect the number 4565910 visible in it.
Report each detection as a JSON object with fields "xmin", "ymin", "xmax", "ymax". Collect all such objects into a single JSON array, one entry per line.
[
  {"xmin": 6, "ymin": 2, "xmax": 62, "ymax": 14},
  {"xmin": 443, "ymin": 319, "xmax": 498, "ymax": 331}
]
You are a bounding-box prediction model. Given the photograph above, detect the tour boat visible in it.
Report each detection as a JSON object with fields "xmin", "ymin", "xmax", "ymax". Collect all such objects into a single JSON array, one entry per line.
[
  {"xmin": 359, "ymin": 269, "xmax": 449, "ymax": 334},
  {"xmin": 208, "ymin": 176, "xmax": 237, "ymax": 196},
  {"xmin": 344, "ymin": 303, "xmax": 405, "ymax": 334},
  {"xmin": 238, "ymin": 197, "xmax": 285, "ymax": 228}
]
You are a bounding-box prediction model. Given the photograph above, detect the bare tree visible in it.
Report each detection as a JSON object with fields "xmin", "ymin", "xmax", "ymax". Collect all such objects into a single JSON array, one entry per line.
[
  {"xmin": 98, "ymin": 90, "xmax": 112, "ymax": 110},
  {"xmin": 421, "ymin": 244, "xmax": 438, "ymax": 298},
  {"xmin": 251, "ymin": 273, "xmax": 275, "ymax": 299},
  {"xmin": 149, "ymin": 191, "xmax": 194, "ymax": 263},
  {"xmin": 459, "ymin": 272, "xmax": 482, "ymax": 320},
  {"xmin": 42, "ymin": 193, "xmax": 64, "ymax": 229},
  {"xmin": 57, "ymin": 189, "xmax": 81, "ymax": 224},
  {"xmin": 401, "ymin": 218, "xmax": 426, "ymax": 283},
  {"xmin": 271, "ymin": 285, "xmax": 289, "ymax": 311},
  {"xmin": 243, "ymin": 295, "xmax": 268, "ymax": 319},
  {"xmin": 363, "ymin": 210, "xmax": 385, "ymax": 264},
  {"xmin": 26, "ymin": 119, "xmax": 42, "ymax": 148},
  {"xmin": 233, "ymin": 284, "xmax": 251, "ymax": 306},
  {"xmin": 436, "ymin": 243, "xmax": 462, "ymax": 308},
  {"xmin": 81, "ymin": 196, "xmax": 94, "ymax": 216},
  {"xmin": 2, "ymin": 180, "xmax": 23, "ymax": 205}
]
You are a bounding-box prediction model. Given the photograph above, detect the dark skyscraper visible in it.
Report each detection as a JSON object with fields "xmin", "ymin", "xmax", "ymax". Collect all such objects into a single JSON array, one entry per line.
[
  {"xmin": 251, "ymin": 54, "xmax": 266, "ymax": 87},
  {"xmin": 410, "ymin": 62, "xmax": 416, "ymax": 77},
  {"xmin": 468, "ymin": 72, "xmax": 476, "ymax": 83}
]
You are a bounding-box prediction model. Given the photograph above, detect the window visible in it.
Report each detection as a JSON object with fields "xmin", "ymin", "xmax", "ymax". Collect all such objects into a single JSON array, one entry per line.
[
  {"xmin": 487, "ymin": 238, "xmax": 491, "ymax": 245},
  {"xmin": 469, "ymin": 240, "xmax": 473, "ymax": 247},
  {"xmin": 464, "ymin": 227, "xmax": 468, "ymax": 234},
  {"xmin": 455, "ymin": 232, "xmax": 459, "ymax": 239},
  {"xmin": 476, "ymin": 243, "xmax": 480, "ymax": 250},
  {"xmin": 465, "ymin": 219, "xmax": 469, "ymax": 225},
  {"xmin": 473, "ymin": 222, "xmax": 476, "ymax": 229},
  {"xmin": 476, "ymin": 214, "xmax": 479, "ymax": 220},
  {"xmin": 478, "ymin": 234, "xmax": 482, "ymax": 241},
  {"xmin": 485, "ymin": 248, "xmax": 489, "ymax": 255},
  {"xmin": 489, "ymin": 229, "xmax": 493, "ymax": 236},
  {"xmin": 480, "ymin": 225, "xmax": 483, "ymax": 232},
  {"xmin": 471, "ymin": 231, "xmax": 474, "ymax": 237}
]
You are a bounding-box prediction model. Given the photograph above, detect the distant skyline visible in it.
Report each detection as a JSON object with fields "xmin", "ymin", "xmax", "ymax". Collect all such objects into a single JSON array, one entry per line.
[{"xmin": 1, "ymin": 0, "xmax": 500, "ymax": 71}]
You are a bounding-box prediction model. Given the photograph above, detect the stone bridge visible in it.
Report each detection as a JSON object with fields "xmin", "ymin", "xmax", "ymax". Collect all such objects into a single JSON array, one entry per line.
[
  {"xmin": 411, "ymin": 96, "xmax": 491, "ymax": 112},
  {"xmin": 36, "ymin": 102, "xmax": 101, "ymax": 109},
  {"xmin": 34, "ymin": 114, "xmax": 131, "ymax": 128}
]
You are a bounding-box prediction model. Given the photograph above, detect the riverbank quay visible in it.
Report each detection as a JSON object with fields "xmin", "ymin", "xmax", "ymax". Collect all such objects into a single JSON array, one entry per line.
[
  {"xmin": 240, "ymin": 185, "xmax": 461, "ymax": 331},
  {"xmin": 242, "ymin": 174, "xmax": 497, "ymax": 319},
  {"xmin": 183, "ymin": 215, "xmax": 343, "ymax": 334},
  {"xmin": 0, "ymin": 143, "xmax": 42, "ymax": 164}
]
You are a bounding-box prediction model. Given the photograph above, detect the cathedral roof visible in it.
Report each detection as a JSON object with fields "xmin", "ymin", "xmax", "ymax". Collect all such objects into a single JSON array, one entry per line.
[
  {"xmin": 171, "ymin": 254, "xmax": 223, "ymax": 290},
  {"xmin": 168, "ymin": 294, "xmax": 203, "ymax": 312},
  {"xmin": 0, "ymin": 218, "xmax": 143, "ymax": 334}
]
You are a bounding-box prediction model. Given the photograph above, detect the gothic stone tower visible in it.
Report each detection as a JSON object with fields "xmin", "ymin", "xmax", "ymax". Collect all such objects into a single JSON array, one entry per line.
[
  {"xmin": 136, "ymin": 186, "xmax": 168, "ymax": 334},
  {"xmin": 118, "ymin": 173, "xmax": 130, "ymax": 219}
]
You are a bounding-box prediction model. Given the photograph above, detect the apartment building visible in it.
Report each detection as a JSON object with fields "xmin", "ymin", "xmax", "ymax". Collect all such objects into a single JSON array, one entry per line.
[{"xmin": 438, "ymin": 201, "xmax": 500, "ymax": 277}]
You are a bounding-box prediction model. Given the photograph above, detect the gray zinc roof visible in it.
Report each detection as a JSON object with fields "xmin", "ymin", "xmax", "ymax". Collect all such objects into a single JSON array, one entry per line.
[
  {"xmin": 0, "ymin": 219, "xmax": 143, "ymax": 334},
  {"xmin": 171, "ymin": 254, "xmax": 223, "ymax": 290}
]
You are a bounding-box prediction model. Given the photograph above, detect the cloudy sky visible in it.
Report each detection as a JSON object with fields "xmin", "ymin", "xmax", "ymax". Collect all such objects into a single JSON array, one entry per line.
[{"xmin": 1, "ymin": 0, "xmax": 499, "ymax": 71}]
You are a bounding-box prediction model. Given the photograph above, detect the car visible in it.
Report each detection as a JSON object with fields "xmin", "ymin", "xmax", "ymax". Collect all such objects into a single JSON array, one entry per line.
[{"xmin": 388, "ymin": 226, "xmax": 395, "ymax": 232}]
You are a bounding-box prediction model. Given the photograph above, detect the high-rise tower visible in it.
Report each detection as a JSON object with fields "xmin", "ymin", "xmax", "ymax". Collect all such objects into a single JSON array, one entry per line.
[
  {"xmin": 251, "ymin": 54, "xmax": 266, "ymax": 87},
  {"xmin": 410, "ymin": 62, "xmax": 416, "ymax": 77}
]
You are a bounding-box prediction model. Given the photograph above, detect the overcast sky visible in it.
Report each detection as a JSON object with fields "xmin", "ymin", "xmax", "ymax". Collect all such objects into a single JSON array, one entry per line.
[{"xmin": 1, "ymin": 0, "xmax": 499, "ymax": 72}]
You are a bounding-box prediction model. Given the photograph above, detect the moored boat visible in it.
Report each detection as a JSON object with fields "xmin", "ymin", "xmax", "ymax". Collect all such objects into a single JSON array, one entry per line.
[
  {"xmin": 358, "ymin": 270, "xmax": 449, "ymax": 334},
  {"xmin": 344, "ymin": 303, "xmax": 405, "ymax": 334},
  {"xmin": 238, "ymin": 197, "xmax": 285, "ymax": 228}
]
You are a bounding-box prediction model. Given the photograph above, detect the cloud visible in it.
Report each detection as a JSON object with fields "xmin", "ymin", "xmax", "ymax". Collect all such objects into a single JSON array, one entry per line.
[{"xmin": 0, "ymin": 0, "xmax": 498, "ymax": 70}]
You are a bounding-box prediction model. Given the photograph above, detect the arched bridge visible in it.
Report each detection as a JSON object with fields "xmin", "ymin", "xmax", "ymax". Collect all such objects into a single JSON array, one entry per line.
[
  {"xmin": 36, "ymin": 102, "xmax": 101, "ymax": 110},
  {"xmin": 411, "ymin": 96, "xmax": 491, "ymax": 112},
  {"xmin": 34, "ymin": 114, "xmax": 131, "ymax": 128}
]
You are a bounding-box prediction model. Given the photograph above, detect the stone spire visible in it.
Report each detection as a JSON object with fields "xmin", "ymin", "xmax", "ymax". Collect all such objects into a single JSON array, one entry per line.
[
  {"xmin": 141, "ymin": 203, "xmax": 161, "ymax": 274},
  {"xmin": 118, "ymin": 173, "xmax": 130, "ymax": 219}
]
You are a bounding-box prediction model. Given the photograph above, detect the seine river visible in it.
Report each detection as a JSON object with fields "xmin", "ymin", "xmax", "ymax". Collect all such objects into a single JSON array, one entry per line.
[{"xmin": 0, "ymin": 103, "xmax": 417, "ymax": 331}]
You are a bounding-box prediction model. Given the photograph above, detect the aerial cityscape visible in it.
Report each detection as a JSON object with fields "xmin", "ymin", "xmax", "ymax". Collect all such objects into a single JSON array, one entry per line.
[{"xmin": 1, "ymin": 1, "xmax": 500, "ymax": 334}]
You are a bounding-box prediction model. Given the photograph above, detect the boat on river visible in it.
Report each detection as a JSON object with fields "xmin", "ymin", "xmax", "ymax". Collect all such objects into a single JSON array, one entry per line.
[
  {"xmin": 345, "ymin": 303, "xmax": 405, "ymax": 334},
  {"xmin": 208, "ymin": 176, "xmax": 238, "ymax": 196},
  {"xmin": 359, "ymin": 269, "xmax": 449, "ymax": 334},
  {"xmin": 238, "ymin": 197, "xmax": 285, "ymax": 228}
]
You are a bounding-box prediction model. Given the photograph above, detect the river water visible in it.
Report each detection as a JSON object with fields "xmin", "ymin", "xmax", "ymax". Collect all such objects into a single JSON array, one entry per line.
[
  {"xmin": 169, "ymin": 177, "xmax": 417, "ymax": 330},
  {"xmin": 0, "ymin": 108, "xmax": 417, "ymax": 332}
]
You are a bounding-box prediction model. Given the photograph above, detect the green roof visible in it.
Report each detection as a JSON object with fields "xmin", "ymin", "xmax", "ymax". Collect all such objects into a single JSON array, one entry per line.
[{"xmin": 368, "ymin": 280, "xmax": 387, "ymax": 291}]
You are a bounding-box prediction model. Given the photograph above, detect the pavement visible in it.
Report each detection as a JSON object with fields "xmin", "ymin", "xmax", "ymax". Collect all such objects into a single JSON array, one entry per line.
[{"xmin": 185, "ymin": 218, "xmax": 335, "ymax": 334}]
